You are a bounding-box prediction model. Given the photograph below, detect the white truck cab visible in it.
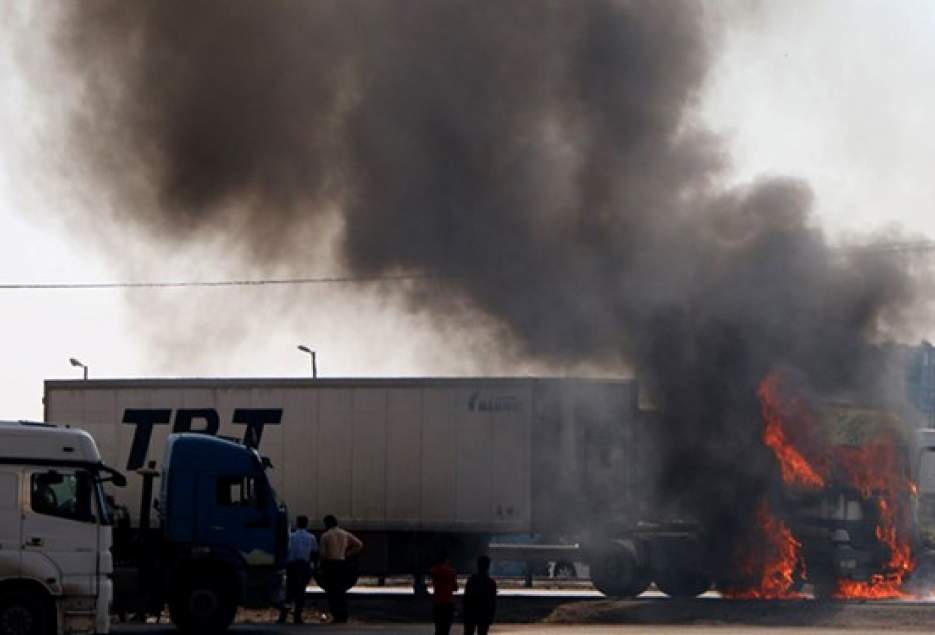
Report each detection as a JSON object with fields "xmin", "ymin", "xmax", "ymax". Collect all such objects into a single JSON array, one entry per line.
[{"xmin": 0, "ymin": 421, "xmax": 124, "ymax": 635}]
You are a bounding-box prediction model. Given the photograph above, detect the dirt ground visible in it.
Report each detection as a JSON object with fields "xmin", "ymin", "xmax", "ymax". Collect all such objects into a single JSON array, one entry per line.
[
  {"xmin": 121, "ymin": 582, "xmax": 935, "ymax": 632},
  {"xmin": 543, "ymin": 597, "xmax": 935, "ymax": 630},
  {"xmin": 219, "ymin": 595, "xmax": 935, "ymax": 631}
]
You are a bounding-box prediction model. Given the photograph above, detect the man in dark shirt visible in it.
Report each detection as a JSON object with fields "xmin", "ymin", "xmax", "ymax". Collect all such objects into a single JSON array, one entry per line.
[
  {"xmin": 463, "ymin": 556, "xmax": 496, "ymax": 635},
  {"xmin": 430, "ymin": 551, "xmax": 458, "ymax": 635}
]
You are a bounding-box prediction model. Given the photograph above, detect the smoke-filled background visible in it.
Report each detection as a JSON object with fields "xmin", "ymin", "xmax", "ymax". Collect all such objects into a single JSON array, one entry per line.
[{"xmin": 9, "ymin": 0, "xmax": 935, "ymax": 580}]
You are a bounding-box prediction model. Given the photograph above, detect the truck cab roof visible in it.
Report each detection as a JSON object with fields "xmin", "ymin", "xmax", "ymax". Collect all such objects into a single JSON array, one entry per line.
[
  {"xmin": 163, "ymin": 433, "xmax": 260, "ymax": 473},
  {"xmin": 0, "ymin": 420, "xmax": 102, "ymax": 465}
]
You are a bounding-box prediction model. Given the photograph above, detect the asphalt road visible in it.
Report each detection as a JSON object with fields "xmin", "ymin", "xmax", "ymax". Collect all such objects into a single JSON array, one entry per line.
[
  {"xmin": 109, "ymin": 626, "xmax": 935, "ymax": 635},
  {"xmin": 108, "ymin": 589, "xmax": 935, "ymax": 634}
]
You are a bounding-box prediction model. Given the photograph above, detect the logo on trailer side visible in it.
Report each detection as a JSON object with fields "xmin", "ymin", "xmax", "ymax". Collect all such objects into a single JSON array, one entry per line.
[
  {"xmin": 122, "ymin": 408, "xmax": 282, "ymax": 470},
  {"xmin": 467, "ymin": 392, "xmax": 522, "ymax": 413}
]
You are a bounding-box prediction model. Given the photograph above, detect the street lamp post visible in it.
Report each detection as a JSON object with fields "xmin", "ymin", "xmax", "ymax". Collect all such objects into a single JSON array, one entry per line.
[
  {"xmin": 69, "ymin": 357, "xmax": 88, "ymax": 380},
  {"xmin": 297, "ymin": 345, "xmax": 317, "ymax": 379}
]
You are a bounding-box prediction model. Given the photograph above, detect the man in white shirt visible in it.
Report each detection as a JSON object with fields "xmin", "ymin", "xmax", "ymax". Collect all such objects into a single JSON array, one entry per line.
[
  {"xmin": 319, "ymin": 514, "xmax": 363, "ymax": 623},
  {"xmin": 278, "ymin": 515, "xmax": 319, "ymax": 624}
]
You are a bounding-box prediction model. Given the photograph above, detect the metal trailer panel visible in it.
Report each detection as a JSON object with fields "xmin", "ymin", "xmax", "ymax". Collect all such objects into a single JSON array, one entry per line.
[
  {"xmin": 279, "ymin": 387, "xmax": 317, "ymax": 524},
  {"xmin": 43, "ymin": 378, "xmax": 549, "ymax": 533},
  {"xmin": 385, "ymin": 389, "xmax": 422, "ymax": 524},
  {"xmin": 529, "ymin": 379, "xmax": 641, "ymax": 533}
]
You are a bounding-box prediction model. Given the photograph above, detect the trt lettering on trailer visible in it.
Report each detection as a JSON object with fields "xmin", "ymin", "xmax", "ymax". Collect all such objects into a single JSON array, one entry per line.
[{"xmin": 122, "ymin": 408, "xmax": 282, "ymax": 470}]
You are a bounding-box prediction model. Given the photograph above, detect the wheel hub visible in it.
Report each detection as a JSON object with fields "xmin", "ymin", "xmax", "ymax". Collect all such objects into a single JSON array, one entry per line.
[
  {"xmin": 189, "ymin": 588, "xmax": 219, "ymax": 618},
  {"xmin": 1, "ymin": 605, "xmax": 34, "ymax": 635}
]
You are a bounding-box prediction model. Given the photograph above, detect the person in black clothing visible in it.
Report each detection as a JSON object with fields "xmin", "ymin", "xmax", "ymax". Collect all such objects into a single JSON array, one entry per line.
[{"xmin": 463, "ymin": 556, "xmax": 496, "ymax": 635}]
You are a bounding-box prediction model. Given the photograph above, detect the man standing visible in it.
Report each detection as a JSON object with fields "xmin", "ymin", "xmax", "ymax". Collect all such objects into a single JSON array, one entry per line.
[
  {"xmin": 278, "ymin": 515, "xmax": 318, "ymax": 624},
  {"xmin": 463, "ymin": 556, "xmax": 497, "ymax": 635},
  {"xmin": 319, "ymin": 514, "xmax": 363, "ymax": 623},
  {"xmin": 430, "ymin": 550, "xmax": 458, "ymax": 635}
]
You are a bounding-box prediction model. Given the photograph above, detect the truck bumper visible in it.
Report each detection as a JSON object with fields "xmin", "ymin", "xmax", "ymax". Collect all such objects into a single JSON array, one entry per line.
[
  {"xmin": 96, "ymin": 579, "xmax": 112, "ymax": 634},
  {"xmin": 833, "ymin": 545, "xmax": 879, "ymax": 581}
]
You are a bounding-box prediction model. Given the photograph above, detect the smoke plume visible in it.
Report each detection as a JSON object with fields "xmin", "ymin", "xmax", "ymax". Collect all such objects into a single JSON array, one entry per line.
[{"xmin": 52, "ymin": 1, "xmax": 923, "ymax": 582}]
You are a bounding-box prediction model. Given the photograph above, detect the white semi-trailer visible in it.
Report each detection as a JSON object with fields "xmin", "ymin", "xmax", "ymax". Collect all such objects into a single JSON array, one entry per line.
[{"xmin": 43, "ymin": 377, "xmax": 708, "ymax": 598}]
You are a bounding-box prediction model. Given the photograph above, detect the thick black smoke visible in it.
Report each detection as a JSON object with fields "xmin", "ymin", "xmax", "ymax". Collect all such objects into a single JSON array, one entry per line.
[{"xmin": 53, "ymin": 1, "xmax": 918, "ymax": 581}]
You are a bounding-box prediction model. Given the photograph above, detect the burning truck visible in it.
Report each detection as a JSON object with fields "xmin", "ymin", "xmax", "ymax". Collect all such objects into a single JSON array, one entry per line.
[{"xmin": 724, "ymin": 372, "xmax": 922, "ymax": 600}]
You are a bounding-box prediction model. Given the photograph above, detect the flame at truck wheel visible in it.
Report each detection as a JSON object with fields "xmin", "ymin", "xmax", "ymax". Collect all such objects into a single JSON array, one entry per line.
[
  {"xmin": 722, "ymin": 500, "xmax": 805, "ymax": 600},
  {"xmin": 831, "ymin": 446, "xmax": 916, "ymax": 600}
]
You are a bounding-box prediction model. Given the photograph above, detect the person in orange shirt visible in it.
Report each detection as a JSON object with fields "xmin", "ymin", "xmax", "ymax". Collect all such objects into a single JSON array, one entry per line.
[{"xmin": 430, "ymin": 550, "xmax": 458, "ymax": 635}]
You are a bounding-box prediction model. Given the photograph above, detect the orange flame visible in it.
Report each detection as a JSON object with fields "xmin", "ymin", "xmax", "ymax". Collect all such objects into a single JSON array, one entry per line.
[
  {"xmin": 758, "ymin": 374, "xmax": 826, "ymax": 489},
  {"xmin": 755, "ymin": 371, "xmax": 916, "ymax": 601},
  {"xmin": 723, "ymin": 501, "xmax": 805, "ymax": 599},
  {"xmin": 832, "ymin": 443, "xmax": 915, "ymax": 599}
]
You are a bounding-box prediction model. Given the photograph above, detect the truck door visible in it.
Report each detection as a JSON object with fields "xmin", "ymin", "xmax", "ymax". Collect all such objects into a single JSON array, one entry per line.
[
  {"xmin": 0, "ymin": 469, "xmax": 21, "ymax": 579},
  {"xmin": 21, "ymin": 468, "xmax": 102, "ymax": 598},
  {"xmin": 200, "ymin": 471, "xmax": 278, "ymax": 566}
]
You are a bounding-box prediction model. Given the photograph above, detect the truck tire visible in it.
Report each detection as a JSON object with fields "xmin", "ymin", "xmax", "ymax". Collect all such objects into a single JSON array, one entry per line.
[
  {"xmin": 589, "ymin": 546, "xmax": 650, "ymax": 597},
  {"xmin": 655, "ymin": 570, "xmax": 711, "ymax": 598},
  {"xmin": 810, "ymin": 578, "xmax": 838, "ymax": 601},
  {"xmin": 169, "ymin": 572, "xmax": 237, "ymax": 633},
  {"xmin": 552, "ymin": 560, "xmax": 577, "ymax": 579},
  {"xmin": 314, "ymin": 561, "xmax": 360, "ymax": 594},
  {"xmin": 0, "ymin": 593, "xmax": 50, "ymax": 635}
]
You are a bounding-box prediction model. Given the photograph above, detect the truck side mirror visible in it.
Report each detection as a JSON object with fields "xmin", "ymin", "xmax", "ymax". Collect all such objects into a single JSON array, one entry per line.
[{"xmin": 98, "ymin": 465, "xmax": 127, "ymax": 487}]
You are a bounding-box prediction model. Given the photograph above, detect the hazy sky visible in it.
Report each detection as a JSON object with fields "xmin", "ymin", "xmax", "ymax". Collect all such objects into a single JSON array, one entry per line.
[{"xmin": 1, "ymin": 1, "xmax": 934, "ymax": 419}]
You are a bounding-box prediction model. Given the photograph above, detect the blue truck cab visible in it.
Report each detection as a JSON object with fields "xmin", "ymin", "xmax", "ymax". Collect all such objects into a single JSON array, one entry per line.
[{"xmin": 159, "ymin": 434, "xmax": 287, "ymax": 632}]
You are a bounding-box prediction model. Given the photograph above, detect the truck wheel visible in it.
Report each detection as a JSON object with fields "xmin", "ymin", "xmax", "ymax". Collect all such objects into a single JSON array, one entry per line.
[
  {"xmin": 811, "ymin": 579, "xmax": 838, "ymax": 601},
  {"xmin": 590, "ymin": 548, "xmax": 650, "ymax": 597},
  {"xmin": 170, "ymin": 573, "xmax": 237, "ymax": 633},
  {"xmin": 655, "ymin": 571, "xmax": 711, "ymax": 598},
  {"xmin": 0, "ymin": 593, "xmax": 50, "ymax": 635}
]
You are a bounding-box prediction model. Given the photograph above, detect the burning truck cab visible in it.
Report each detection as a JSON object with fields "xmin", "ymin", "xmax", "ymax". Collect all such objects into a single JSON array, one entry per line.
[
  {"xmin": 785, "ymin": 483, "xmax": 901, "ymax": 596},
  {"xmin": 767, "ymin": 399, "xmax": 918, "ymax": 598}
]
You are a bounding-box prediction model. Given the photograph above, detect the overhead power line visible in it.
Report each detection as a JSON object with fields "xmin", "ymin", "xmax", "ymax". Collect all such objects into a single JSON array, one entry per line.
[
  {"xmin": 0, "ymin": 239, "xmax": 932, "ymax": 291},
  {"xmin": 0, "ymin": 272, "xmax": 449, "ymax": 290},
  {"xmin": 843, "ymin": 240, "xmax": 935, "ymax": 254}
]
